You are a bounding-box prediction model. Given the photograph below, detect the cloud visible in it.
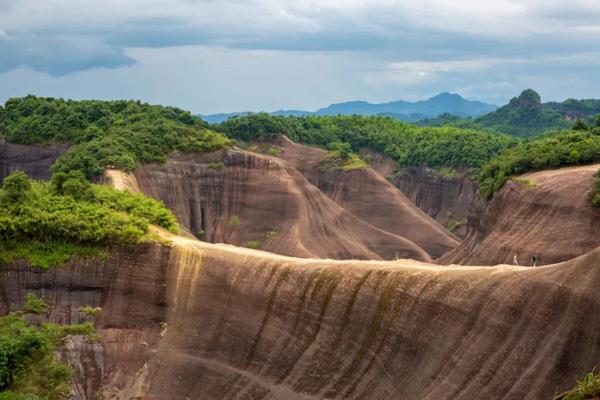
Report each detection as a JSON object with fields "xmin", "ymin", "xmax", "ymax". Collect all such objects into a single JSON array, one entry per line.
[{"xmin": 1, "ymin": 0, "xmax": 600, "ymax": 75}]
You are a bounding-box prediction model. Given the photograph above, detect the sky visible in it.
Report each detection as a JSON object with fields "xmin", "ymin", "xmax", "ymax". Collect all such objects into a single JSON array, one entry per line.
[{"xmin": 1, "ymin": 0, "xmax": 600, "ymax": 114}]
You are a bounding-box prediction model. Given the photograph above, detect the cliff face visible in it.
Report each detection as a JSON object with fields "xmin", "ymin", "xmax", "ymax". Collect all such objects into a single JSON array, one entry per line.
[
  {"xmin": 358, "ymin": 148, "xmax": 478, "ymax": 239},
  {"xmin": 128, "ymin": 150, "xmax": 431, "ymax": 261},
  {"xmin": 0, "ymin": 140, "xmax": 67, "ymax": 182},
  {"xmin": 273, "ymin": 136, "xmax": 459, "ymax": 258},
  {"xmin": 0, "ymin": 245, "xmax": 171, "ymax": 399},
  {"xmin": 3, "ymin": 237, "xmax": 600, "ymax": 400},
  {"xmin": 391, "ymin": 167, "xmax": 478, "ymax": 238},
  {"xmin": 440, "ymin": 164, "xmax": 600, "ymax": 266}
]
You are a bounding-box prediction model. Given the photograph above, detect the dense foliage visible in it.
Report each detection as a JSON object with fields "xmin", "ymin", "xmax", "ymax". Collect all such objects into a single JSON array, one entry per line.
[
  {"xmin": 0, "ymin": 96, "xmax": 231, "ymax": 179},
  {"xmin": 0, "ymin": 307, "xmax": 96, "ymax": 399},
  {"xmin": 472, "ymin": 90, "xmax": 571, "ymax": 137},
  {"xmin": 478, "ymin": 128, "xmax": 600, "ymax": 199},
  {"xmin": 0, "ymin": 171, "xmax": 177, "ymax": 268},
  {"xmin": 217, "ymin": 113, "xmax": 515, "ymax": 169},
  {"xmin": 554, "ymin": 370, "xmax": 600, "ymax": 400}
]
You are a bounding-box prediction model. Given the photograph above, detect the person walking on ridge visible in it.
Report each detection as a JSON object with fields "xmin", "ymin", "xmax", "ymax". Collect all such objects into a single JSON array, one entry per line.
[
  {"xmin": 531, "ymin": 255, "xmax": 538, "ymax": 267},
  {"xmin": 513, "ymin": 254, "xmax": 519, "ymax": 266}
]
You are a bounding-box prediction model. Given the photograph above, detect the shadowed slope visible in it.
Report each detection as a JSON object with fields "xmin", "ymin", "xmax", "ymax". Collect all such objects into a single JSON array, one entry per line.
[
  {"xmin": 110, "ymin": 150, "xmax": 431, "ymax": 261},
  {"xmin": 440, "ymin": 164, "xmax": 600, "ymax": 266},
  {"xmin": 0, "ymin": 139, "xmax": 67, "ymax": 182},
  {"xmin": 272, "ymin": 136, "xmax": 459, "ymax": 258}
]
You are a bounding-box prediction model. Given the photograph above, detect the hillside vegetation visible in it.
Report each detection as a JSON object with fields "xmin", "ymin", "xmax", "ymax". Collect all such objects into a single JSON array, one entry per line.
[
  {"xmin": 217, "ymin": 113, "xmax": 515, "ymax": 169},
  {"xmin": 0, "ymin": 96, "xmax": 231, "ymax": 179},
  {"xmin": 479, "ymin": 126, "xmax": 600, "ymax": 199},
  {"xmin": 0, "ymin": 298, "xmax": 97, "ymax": 400},
  {"xmin": 0, "ymin": 170, "xmax": 177, "ymax": 268}
]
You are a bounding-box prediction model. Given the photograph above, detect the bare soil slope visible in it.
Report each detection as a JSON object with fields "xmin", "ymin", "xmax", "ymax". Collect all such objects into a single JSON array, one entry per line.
[
  {"xmin": 440, "ymin": 164, "xmax": 600, "ymax": 266},
  {"xmin": 272, "ymin": 136, "xmax": 459, "ymax": 258},
  {"xmin": 116, "ymin": 150, "xmax": 431, "ymax": 261},
  {"xmin": 3, "ymin": 233, "xmax": 600, "ymax": 400}
]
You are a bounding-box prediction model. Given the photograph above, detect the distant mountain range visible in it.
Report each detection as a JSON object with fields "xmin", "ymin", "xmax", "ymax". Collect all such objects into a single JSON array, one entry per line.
[{"xmin": 199, "ymin": 93, "xmax": 498, "ymax": 124}]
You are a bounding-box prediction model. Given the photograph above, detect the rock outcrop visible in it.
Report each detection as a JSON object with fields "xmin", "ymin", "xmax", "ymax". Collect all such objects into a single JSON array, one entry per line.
[
  {"xmin": 440, "ymin": 164, "xmax": 600, "ymax": 266},
  {"xmin": 391, "ymin": 167, "xmax": 478, "ymax": 238},
  {"xmin": 273, "ymin": 136, "xmax": 459, "ymax": 258},
  {"xmin": 359, "ymin": 148, "xmax": 478, "ymax": 239},
  {"xmin": 126, "ymin": 150, "xmax": 431, "ymax": 261},
  {"xmin": 0, "ymin": 139, "xmax": 67, "ymax": 182},
  {"xmin": 3, "ymin": 234, "xmax": 600, "ymax": 399}
]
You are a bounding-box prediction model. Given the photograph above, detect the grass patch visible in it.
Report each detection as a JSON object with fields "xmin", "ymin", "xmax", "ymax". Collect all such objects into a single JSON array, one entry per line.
[
  {"xmin": 554, "ymin": 370, "xmax": 600, "ymax": 400},
  {"xmin": 510, "ymin": 177, "xmax": 537, "ymax": 189},
  {"xmin": 0, "ymin": 241, "xmax": 107, "ymax": 270},
  {"xmin": 247, "ymin": 143, "xmax": 279, "ymax": 157},
  {"xmin": 435, "ymin": 167, "xmax": 459, "ymax": 178},
  {"xmin": 77, "ymin": 306, "xmax": 101, "ymax": 317},
  {"xmin": 447, "ymin": 219, "xmax": 467, "ymax": 233},
  {"xmin": 207, "ymin": 161, "xmax": 225, "ymax": 170},
  {"xmin": 317, "ymin": 151, "xmax": 369, "ymax": 171},
  {"xmin": 244, "ymin": 240, "xmax": 263, "ymax": 250}
]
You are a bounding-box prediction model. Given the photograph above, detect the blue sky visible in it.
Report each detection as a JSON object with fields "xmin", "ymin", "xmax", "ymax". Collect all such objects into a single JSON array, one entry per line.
[{"xmin": 1, "ymin": 0, "xmax": 600, "ymax": 113}]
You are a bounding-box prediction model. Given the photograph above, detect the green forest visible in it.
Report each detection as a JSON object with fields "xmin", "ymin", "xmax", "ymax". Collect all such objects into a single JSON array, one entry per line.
[
  {"xmin": 216, "ymin": 113, "xmax": 516, "ymax": 169},
  {"xmin": 0, "ymin": 96, "xmax": 231, "ymax": 179},
  {"xmin": 478, "ymin": 125, "xmax": 600, "ymax": 199}
]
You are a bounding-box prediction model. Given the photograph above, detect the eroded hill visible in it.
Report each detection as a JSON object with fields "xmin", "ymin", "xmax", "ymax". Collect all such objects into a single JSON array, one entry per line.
[
  {"xmin": 3, "ymin": 228, "xmax": 600, "ymax": 399},
  {"xmin": 440, "ymin": 164, "xmax": 600, "ymax": 266}
]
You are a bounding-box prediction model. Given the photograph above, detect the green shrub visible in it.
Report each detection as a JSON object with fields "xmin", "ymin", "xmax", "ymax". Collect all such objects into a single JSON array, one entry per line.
[
  {"xmin": 447, "ymin": 219, "xmax": 467, "ymax": 233},
  {"xmin": 554, "ymin": 370, "xmax": 600, "ymax": 400},
  {"xmin": 244, "ymin": 240, "xmax": 263, "ymax": 250},
  {"xmin": 510, "ymin": 177, "xmax": 536, "ymax": 189},
  {"xmin": 207, "ymin": 161, "xmax": 225, "ymax": 170},
  {"xmin": 77, "ymin": 306, "xmax": 101, "ymax": 317},
  {"xmin": 317, "ymin": 151, "xmax": 369, "ymax": 171},
  {"xmin": 0, "ymin": 314, "xmax": 97, "ymax": 398},
  {"xmin": 0, "ymin": 171, "xmax": 177, "ymax": 268},
  {"xmin": 23, "ymin": 293, "xmax": 47, "ymax": 314}
]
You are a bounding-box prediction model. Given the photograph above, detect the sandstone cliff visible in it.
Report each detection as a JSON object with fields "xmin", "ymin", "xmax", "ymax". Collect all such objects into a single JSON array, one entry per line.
[
  {"xmin": 0, "ymin": 139, "xmax": 67, "ymax": 182},
  {"xmin": 440, "ymin": 164, "xmax": 600, "ymax": 266},
  {"xmin": 3, "ymin": 235, "xmax": 600, "ymax": 399},
  {"xmin": 125, "ymin": 150, "xmax": 431, "ymax": 261},
  {"xmin": 359, "ymin": 148, "xmax": 478, "ymax": 239},
  {"xmin": 273, "ymin": 136, "xmax": 459, "ymax": 258}
]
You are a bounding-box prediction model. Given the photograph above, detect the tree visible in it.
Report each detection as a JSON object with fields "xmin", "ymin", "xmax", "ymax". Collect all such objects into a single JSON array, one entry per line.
[
  {"xmin": 1, "ymin": 170, "xmax": 32, "ymax": 203},
  {"xmin": 596, "ymin": 115, "xmax": 600, "ymax": 128},
  {"xmin": 51, "ymin": 170, "xmax": 94, "ymax": 201},
  {"xmin": 573, "ymin": 119, "xmax": 589, "ymax": 131}
]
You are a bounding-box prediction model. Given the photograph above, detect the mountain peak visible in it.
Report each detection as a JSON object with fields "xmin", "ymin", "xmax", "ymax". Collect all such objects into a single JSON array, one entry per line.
[{"xmin": 510, "ymin": 89, "xmax": 542, "ymax": 110}]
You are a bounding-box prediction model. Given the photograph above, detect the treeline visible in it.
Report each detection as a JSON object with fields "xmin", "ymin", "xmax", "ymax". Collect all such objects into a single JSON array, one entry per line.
[
  {"xmin": 479, "ymin": 123, "xmax": 600, "ymax": 199},
  {"xmin": 0, "ymin": 96, "xmax": 231, "ymax": 179},
  {"xmin": 216, "ymin": 113, "xmax": 516, "ymax": 169}
]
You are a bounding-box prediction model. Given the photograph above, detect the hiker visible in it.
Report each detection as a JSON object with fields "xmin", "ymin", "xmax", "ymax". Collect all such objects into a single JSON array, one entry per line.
[
  {"xmin": 513, "ymin": 254, "xmax": 519, "ymax": 266},
  {"xmin": 531, "ymin": 255, "xmax": 538, "ymax": 267}
]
